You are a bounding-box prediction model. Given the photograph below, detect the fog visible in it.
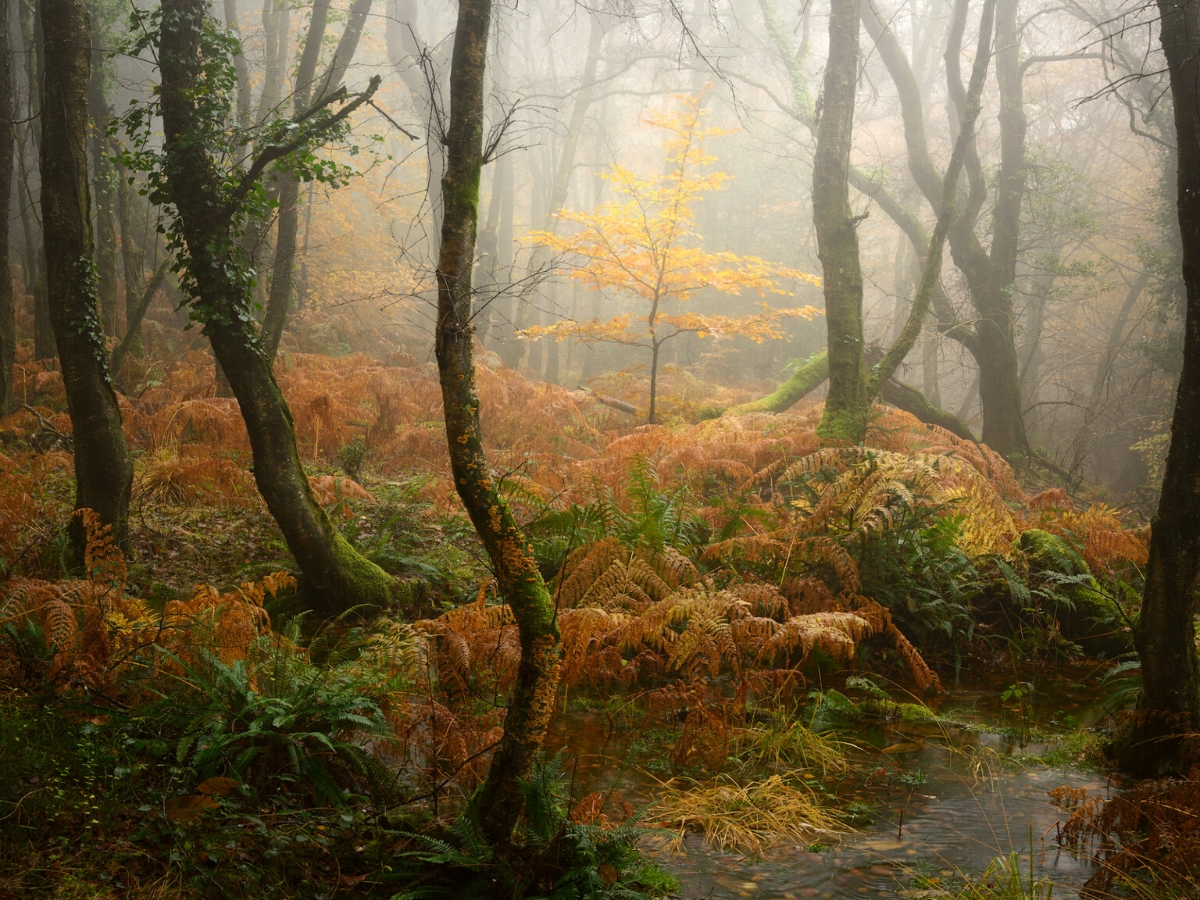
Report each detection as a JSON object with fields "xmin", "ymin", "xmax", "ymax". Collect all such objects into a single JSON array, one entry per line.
[{"xmin": 6, "ymin": 0, "xmax": 1179, "ymax": 507}]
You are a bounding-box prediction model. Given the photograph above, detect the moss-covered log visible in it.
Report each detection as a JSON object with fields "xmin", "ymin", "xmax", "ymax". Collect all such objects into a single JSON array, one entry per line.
[{"xmin": 727, "ymin": 352, "xmax": 829, "ymax": 415}]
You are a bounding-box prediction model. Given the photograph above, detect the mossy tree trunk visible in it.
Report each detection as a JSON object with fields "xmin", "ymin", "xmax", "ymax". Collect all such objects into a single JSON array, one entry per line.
[
  {"xmin": 1116, "ymin": 0, "xmax": 1200, "ymax": 776},
  {"xmin": 813, "ymin": 0, "xmax": 867, "ymax": 441},
  {"xmin": 727, "ymin": 352, "xmax": 829, "ymax": 415},
  {"xmin": 159, "ymin": 0, "xmax": 393, "ymax": 617},
  {"xmin": 434, "ymin": 0, "xmax": 561, "ymax": 842},
  {"xmin": 40, "ymin": 0, "xmax": 133, "ymax": 552},
  {"xmin": 0, "ymin": 2, "xmax": 14, "ymax": 415}
]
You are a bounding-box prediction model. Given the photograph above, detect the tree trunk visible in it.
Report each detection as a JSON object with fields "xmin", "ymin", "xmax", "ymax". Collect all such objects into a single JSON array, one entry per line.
[
  {"xmin": 19, "ymin": 0, "xmax": 52, "ymax": 360},
  {"xmin": 262, "ymin": 0, "xmax": 330, "ymax": 363},
  {"xmin": 159, "ymin": 0, "xmax": 394, "ymax": 618},
  {"xmin": 863, "ymin": 0, "xmax": 1031, "ymax": 461},
  {"xmin": 261, "ymin": 0, "xmax": 375, "ymax": 364},
  {"xmin": 110, "ymin": 258, "xmax": 171, "ymax": 387},
  {"xmin": 1115, "ymin": 0, "xmax": 1200, "ymax": 776},
  {"xmin": 387, "ymin": 0, "xmax": 447, "ymax": 257},
  {"xmin": 113, "ymin": 152, "xmax": 146, "ymax": 355},
  {"xmin": 434, "ymin": 0, "xmax": 561, "ymax": 842},
  {"xmin": 813, "ymin": 0, "xmax": 866, "ymax": 441},
  {"xmin": 40, "ymin": 0, "xmax": 133, "ymax": 552},
  {"xmin": 255, "ymin": 0, "xmax": 289, "ymax": 124},
  {"xmin": 222, "ymin": 0, "xmax": 251, "ymax": 131},
  {"xmin": 867, "ymin": 0, "xmax": 996, "ymax": 401},
  {"xmin": 0, "ymin": 2, "xmax": 13, "ymax": 414},
  {"xmin": 88, "ymin": 6, "xmax": 118, "ymax": 337}
]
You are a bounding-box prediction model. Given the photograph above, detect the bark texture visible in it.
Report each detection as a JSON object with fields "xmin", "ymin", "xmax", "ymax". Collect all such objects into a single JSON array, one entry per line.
[
  {"xmin": 1115, "ymin": 0, "xmax": 1200, "ymax": 776},
  {"xmin": 41, "ymin": 0, "xmax": 133, "ymax": 551},
  {"xmin": 813, "ymin": 0, "xmax": 867, "ymax": 441},
  {"xmin": 433, "ymin": 0, "xmax": 561, "ymax": 842},
  {"xmin": 159, "ymin": 0, "xmax": 393, "ymax": 617}
]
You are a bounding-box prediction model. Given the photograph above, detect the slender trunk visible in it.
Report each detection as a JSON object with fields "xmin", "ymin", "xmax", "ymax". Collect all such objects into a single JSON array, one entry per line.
[
  {"xmin": 262, "ymin": 0, "xmax": 330, "ymax": 363},
  {"xmin": 110, "ymin": 257, "xmax": 170, "ymax": 386},
  {"xmin": 387, "ymin": 0, "xmax": 447, "ymax": 257},
  {"xmin": 113, "ymin": 151, "xmax": 145, "ymax": 353},
  {"xmin": 648, "ymin": 336, "xmax": 661, "ymax": 424},
  {"xmin": 255, "ymin": 0, "xmax": 289, "ymax": 124},
  {"xmin": 20, "ymin": 0, "xmax": 51, "ymax": 360},
  {"xmin": 41, "ymin": 0, "xmax": 132, "ymax": 552},
  {"xmin": 922, "ymin": 310, "xmax": 940, "ymax": 407},
  {"xmin": 88, "ymin": 5, "xmax": 118, "ymax": 336},
  {"xmin": 222, "ymin": 0, "xmax": 251, "ymax": 131},
  {"xmin": 813, "ymin": 0, "xmax": 866, "ymax": 441},
  {"xmin": 434, "ymin": 0, "xmax": 560, "ymax": 841},
  {"xmin": 974, "ymin": 0, "xmax": 1030, "ymax": 460},
  {"xmin": 867, "ymin": 0, "xmax": 996, "ymax": 400},
  {"xmin": 260, "ymin": 0, "xmax": 375, "ymax": 363},
  {"xmin": 159, "ymin": 0, "xmax": 393, "ymax": 617},
  {"xmin": 1115, "ymin": 0, "xmax": 1200, "ymax": 776},
  {"xmin": 0, "ymin": 3, "xmax": 13, "ymax": 414},
  {"xmin": 863, "ymin": 0, "xmax": 1030, "ymax": 460}
]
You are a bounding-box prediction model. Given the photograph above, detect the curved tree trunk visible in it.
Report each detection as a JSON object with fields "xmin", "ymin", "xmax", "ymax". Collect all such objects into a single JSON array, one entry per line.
[
  {"xmin": 159, "ymin": 0, "xmax": 394, "ymax": 618},
  {"xmin": 41, "ymin": 0, "xmax": 133, "ymax": 552},
  {"xmin": 435, "ymin": 0, "xmax": 561, "ymax": 842},
  {"xmin": 1115, "ymin": 0, "xmax": 1200, "ymax": 776},
  {"xmin": 813, "ymin": 0, "xmax": 867, "ymax": 441},
  {"xmin": 863, "ymin": 0, "xmax": 1031, "ymax": 461}
]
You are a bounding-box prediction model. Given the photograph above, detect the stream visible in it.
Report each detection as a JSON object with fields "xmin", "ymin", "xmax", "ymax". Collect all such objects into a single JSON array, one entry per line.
[{"xmin": 546, "ymin": 666, "xmax": 1122, "ymax": 899}]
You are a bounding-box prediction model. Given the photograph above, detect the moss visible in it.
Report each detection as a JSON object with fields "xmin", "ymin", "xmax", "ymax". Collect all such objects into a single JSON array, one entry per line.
[
  {"xmin": 1018, "ymin": 529, "xmax": 1133, "ymax": 658},
  {"xmin": 730, "ymin": 351, "xmax": 830, "ymax": 416},
  {"xmin": 815, "ymin": 406, "xmax": 866, "ymax": 442}
]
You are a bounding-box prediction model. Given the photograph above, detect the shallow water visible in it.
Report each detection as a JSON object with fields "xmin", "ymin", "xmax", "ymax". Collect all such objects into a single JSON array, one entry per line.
[{"xmin": 547, "ymin": 666, "xmax": 1121, "ymax": 899}]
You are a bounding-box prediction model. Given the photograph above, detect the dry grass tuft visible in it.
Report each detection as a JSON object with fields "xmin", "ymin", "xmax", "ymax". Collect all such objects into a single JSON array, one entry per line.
[{"xmin": 649, "ymin": 773, "xmax": 842, "ymax": 854}]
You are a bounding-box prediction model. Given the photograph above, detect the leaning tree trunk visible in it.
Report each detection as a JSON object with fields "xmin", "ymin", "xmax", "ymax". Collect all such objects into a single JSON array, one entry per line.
[
  {"xmin": 40, "ymin": 0, "xmax": 132, "ymax": 552},
  {"xmin": 813, "ymin": 0, "xmax": 867, "ymax": 441},
  {"xmin": 1115, "ymin": 0, "xmax": 1200, "ymax": 776},
  {"xmin": 159, "ymin": 0, "xmax": 394, "ymax": 617},
  {"xmin": 434, "ymin": 0, "xmax": 561, "ymax": 842},
  {"xmin": 0, "ymin": 1, "xmax": 14, "ymax": 414}
]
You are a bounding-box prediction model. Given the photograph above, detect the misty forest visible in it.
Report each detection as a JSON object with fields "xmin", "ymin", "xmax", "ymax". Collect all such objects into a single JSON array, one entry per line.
[{"xmin": 2, "ymin": 0, "xmax": 1200, "ymax": 896}]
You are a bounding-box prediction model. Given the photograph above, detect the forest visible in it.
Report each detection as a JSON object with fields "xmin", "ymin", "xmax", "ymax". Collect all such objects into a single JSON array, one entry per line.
[{"xmin": 0, "ymin": 0, "xmax": 1197, "ymax": 897}]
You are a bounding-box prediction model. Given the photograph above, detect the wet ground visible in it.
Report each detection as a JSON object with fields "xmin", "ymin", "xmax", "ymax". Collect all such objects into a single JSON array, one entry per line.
[{"xmin": 547, "ymin": 665, "xmax": 1122, "ymax": 899}]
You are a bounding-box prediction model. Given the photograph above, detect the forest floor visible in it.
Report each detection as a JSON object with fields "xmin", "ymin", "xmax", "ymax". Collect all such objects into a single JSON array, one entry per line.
[{"xmin": 0, "ymin": 348, "xmax": 1195, "ymax": 899}]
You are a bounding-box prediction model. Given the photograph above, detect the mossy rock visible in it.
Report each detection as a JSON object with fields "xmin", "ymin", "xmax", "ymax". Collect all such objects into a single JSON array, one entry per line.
[{"xmin": 1017, "ymin": 529, "xmax": 1133, "ymax": 658}]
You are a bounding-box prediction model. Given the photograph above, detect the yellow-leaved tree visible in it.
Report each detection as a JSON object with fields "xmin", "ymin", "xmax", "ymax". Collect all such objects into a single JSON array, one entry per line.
[{"xmin": 524, "ymin": 93, "xmax": 821, "ymax": 423}]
